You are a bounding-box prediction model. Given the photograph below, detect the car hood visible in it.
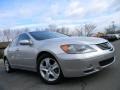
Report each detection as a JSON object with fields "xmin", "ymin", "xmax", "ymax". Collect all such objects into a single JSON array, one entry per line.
[{"xmin": 37, "ymin": 36, "xmax": 107, "ymax": 45}]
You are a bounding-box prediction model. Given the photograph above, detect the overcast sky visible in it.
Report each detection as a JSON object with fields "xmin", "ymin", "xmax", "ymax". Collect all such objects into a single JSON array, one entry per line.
[{"xmin": 0, "ymin": 0, "xmax": 120, "ymax": 30}]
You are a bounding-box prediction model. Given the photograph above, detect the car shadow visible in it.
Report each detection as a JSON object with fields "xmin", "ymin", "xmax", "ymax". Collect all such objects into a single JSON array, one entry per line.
[{"xmin": 11, "ymin": 66, "xmax": 113, "ymax": 85}]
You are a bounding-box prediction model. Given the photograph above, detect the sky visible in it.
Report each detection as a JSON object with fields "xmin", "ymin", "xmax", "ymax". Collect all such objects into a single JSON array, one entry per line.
[{"xmin": 0, "ymin": 0, "xmax": 120, "ymax": 30}]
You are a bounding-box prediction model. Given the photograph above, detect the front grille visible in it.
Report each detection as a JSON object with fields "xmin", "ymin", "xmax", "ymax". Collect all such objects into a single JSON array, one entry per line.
[
  {"xmin": 99, "ymin": 57, "xmax": 114, "ymax": 66},
  {"xmin": 96, "ymin": 42, "xmax": 112, "ymax": 50}
]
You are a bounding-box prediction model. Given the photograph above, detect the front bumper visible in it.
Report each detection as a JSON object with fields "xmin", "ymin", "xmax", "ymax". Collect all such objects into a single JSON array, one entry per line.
[{"xmin": 56, "ymin": 50, "xmax": 115, "ymax": 77}]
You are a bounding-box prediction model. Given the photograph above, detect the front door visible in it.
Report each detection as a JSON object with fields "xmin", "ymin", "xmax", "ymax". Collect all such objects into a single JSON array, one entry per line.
[{"xmin": 15, "ymin": 33, "xmax": 36, "ymax": 69}]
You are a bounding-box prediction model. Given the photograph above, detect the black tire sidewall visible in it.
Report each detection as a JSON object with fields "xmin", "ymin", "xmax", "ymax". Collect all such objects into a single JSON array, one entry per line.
[{"xmin": 4, "ymin": 59, "xmax": 12, "ymax": 73}]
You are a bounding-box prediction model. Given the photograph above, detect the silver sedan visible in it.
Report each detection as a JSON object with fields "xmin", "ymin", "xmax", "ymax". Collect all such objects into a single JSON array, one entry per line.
[{"xmin": 4, "ymin": 31, "xmax": 115, "ymax": 84}]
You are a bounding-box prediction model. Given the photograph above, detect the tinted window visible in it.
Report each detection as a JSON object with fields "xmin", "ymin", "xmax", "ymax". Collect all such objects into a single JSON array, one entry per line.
[{"xmin": 29, "ymin": 31, "xmax": 68, "ymax": 40}]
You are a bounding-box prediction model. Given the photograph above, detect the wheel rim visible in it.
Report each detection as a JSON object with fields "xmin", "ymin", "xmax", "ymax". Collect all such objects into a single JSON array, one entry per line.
[
  {"xmin": 40, "ymin": 58, "xmax": 60, "ymax": 82},
  {"xmin": 4, "ymin": 60, "xmax": 9, "ymax": 72}
]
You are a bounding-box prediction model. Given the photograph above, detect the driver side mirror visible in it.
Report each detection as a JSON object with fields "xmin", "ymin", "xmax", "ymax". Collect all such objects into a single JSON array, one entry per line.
[{"xmin": 19, "ymin": 40, "xmax": 33, "ymax": 45}]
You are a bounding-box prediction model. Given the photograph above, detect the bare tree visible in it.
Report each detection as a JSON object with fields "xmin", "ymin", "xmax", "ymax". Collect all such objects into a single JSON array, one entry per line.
[
  {"xmin": 35, "ymin": 28, "xmax": 40, "ymax": 31},
  {"xmin": 75, "ymin": 27, "xmax": 84, "ymax": 36},
  {"xmin": 23, "ymin": 28, "xmax": 30, "ymax": 32},
  {"xmin": 60, "ymin": 27, "xmax": 68, "ymax": 35},
  {"xmin": 3, "ymin": 29, "xmax": 11, "ymax": 41},
  {"xmin": 84, "ymin": 24, "xmax": 96, "ymax": 36},
  {"xmin": 48, "ymin": 24, "xmax": 57, "ymax": 32},
  {"xmin": 105, "ymin": 21, "xmax": 116, "ymax": 34},
  {"xmin": 55, "ymin": 27, "xmax": 70, "ymax": 35},
  {"xmin": 0, "ymin": 30, "xmax": 3, "ymax": 42}
]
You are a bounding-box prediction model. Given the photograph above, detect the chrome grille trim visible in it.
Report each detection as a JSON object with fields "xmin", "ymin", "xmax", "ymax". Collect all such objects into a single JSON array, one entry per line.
[{"xmin": 96, "ymin": 42, "xmax": 112, "ymax": 50}]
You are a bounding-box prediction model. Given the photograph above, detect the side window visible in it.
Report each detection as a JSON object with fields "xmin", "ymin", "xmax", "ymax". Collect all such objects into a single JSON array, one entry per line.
[{"xmin": 17, "ymin": 33, "xmax": 30, "ymax": 45}]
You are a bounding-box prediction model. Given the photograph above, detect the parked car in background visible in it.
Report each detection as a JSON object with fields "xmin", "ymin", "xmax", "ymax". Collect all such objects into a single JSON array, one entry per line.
[
  {"xmin": 99, "ymin": 34, "xmax": 117, "ymax": 41},
  {"xmin": 114, "ymin": 34, "xmax": 120, "ymax": 39},
  {"xmin": 4, "ymin": 31, "xmax": 115, "ymax": 84}
]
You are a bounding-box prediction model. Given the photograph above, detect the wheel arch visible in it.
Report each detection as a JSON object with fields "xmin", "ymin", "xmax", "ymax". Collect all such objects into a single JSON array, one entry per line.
[{"xmin": 36, "ymin": 51, "xmax": 59, "ymax": 65}]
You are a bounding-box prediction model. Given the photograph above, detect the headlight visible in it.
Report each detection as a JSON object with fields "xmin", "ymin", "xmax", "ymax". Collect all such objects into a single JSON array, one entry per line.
[{"xmin": 60, "ymin": 44, "xmax": 96, "ymax": 54}]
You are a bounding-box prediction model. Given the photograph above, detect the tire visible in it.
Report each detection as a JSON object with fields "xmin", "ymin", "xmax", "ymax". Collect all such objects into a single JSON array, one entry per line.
[
  {"xmin": 37, "ymin": 54, "xmax": 63, "ymax": 84},
  {"xmin": 4, "ymin": 59, "xmax": 12, "ymax": 73}
]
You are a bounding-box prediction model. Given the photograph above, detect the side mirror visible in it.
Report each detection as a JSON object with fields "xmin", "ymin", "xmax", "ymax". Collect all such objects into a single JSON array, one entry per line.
[{"xmin": 19, "ymin": 40, "xmax": 32, "ymax": 45}]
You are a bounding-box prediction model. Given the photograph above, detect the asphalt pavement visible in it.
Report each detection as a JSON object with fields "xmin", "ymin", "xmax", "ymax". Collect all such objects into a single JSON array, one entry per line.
[{"xmin": 0, "ymin": 40, "xmax": 120, "ymax": 90}]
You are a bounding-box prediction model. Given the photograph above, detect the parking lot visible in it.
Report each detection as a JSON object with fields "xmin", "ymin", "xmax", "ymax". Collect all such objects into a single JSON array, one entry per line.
[{"xmin": 0, "ymin": 40, "xmax": 120, "ymax": 90}]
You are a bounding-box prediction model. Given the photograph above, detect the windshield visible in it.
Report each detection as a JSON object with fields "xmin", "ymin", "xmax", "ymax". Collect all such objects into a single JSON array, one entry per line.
[{"xmin": 29, "ymin": 31, "xmax": 68, "ymax": 40}]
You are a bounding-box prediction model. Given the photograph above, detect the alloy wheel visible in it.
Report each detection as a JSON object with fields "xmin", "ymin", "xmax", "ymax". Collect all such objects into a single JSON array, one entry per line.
[{"xmin": 39, "ymin": 58, "xmax": 60, "ymax": 82}]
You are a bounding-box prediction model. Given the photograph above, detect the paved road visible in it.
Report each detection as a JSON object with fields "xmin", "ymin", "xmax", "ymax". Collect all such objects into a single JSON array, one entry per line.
[{"xmin": 0, "ymin": 40, "xmax": 120, "ymax": 90}]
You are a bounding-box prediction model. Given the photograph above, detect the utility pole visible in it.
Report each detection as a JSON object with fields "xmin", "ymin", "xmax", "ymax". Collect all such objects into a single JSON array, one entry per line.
[{"xmin": 112, "ymin": 21, "xmax": 116, "ymax": 34}]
